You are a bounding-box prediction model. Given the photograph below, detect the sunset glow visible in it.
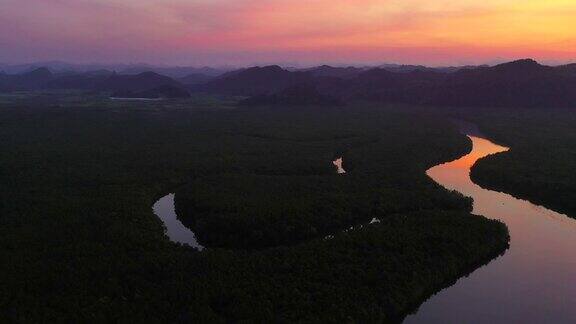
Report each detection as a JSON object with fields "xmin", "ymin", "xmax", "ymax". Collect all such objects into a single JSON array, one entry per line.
[{"xmin": 2, "ymin": 0, "xmax": 575, "ymax": 65}]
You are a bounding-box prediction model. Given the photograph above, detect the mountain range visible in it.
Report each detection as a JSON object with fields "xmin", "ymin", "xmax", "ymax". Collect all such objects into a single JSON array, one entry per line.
[
  {"xmin": 195, "ymin": 59, "xmax": 576, "ymax": 108},
  {"xmin": 2, "ymin": 59, "xmax": 575, "ymax": 107},
  {"xmin": 0, "ymin": 69, "xmax": 192, "ymax": 98},
  {"xmin": 0, "ymin": 61, "xmax": 230, "ymax": 78}
]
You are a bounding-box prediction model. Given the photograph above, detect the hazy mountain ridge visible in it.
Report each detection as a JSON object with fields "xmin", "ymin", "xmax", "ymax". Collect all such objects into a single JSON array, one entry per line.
[
  {"xmin": 301, "ymin": 65, "xmax": 367, "ymax": 79},
  {"xmin": 178, "ymin": 73, "xmax": 215, "ymax": 86},
  {"xmin": 2, "ymin": 59, "xmax": 576, "ymax": 107},
  {"xmin": 192, "ymin": 65, "xmax": 314, "ymax": 96},
  {"xmin": 0, "ymin": 67, "xmax": 54, "ymax": 91},
  {"xmin": 0, "ymin": 68, "xmax": 191, "ymax": 97},
  {"xmin": 94, "ymin": 72, "xmax": 181, "ymax": 92},
  {"xmin": 430, "ymin": 59, "xmax": 576, "ymax": 108},
  {"xmin": 213, "ymin": 59, "xmax": 576, "ymax": 108},
  {"xmin": 0, "ymin": 61, "xmax": 231, "ymax": 78}
]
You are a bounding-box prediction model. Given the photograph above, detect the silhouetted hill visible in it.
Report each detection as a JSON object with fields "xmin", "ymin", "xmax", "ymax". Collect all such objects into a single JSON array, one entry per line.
[
  {"xmin": 189, "ymin": 59, "xmax": 576, "ymax": 108},
  {"xmin": 0, "ymin": 61, "xmax": 232, "ymax": 77},
  {"xmin": 556, "ymin": 63, "xmax": 576, "ymax": 76},
  {"xmin": 83, "ymin": 69, "xmax": 115, "ymax": 76},
  {"xmin": 1, "ymin": 59, "xmax": 575, "ymax": 108},
  {"xmin": 111, "ymin": 85, "xmax": 190, "ymax": 99},
  {"xmin": 45, "ymin": 71, "xmax": 113, "ymax": 90},
  {"xmin": 194, "ymin": 65, "xmax": 313, "ymax": 95},
  {"xmin": 303, "ymin": 65, "xmax": 365, "ymax": 79},
  {"xmin": 95, "ymin": 72, "xmax": 184, "ymax": 93},
  {"xmin": 0, "ymin": 68, "xmax": 188, "ymax": 95},
  {"xmin": 338, "ymin": 68, "xmax": 447, "ymax": 104},
  {"xmin": 179, "ymin": 73, "xmax": 214, "ymax": 86},
  {"xmin": 45, "ymin": 70, "xmax": 184, "ymax": 93},
  {"xmin": 431, "ymin": 59, "xmax": 576, "ymax": 108},
  {"xmin": 119, "ymin": 65, "xmax": 227, "ymax": 78},
  {"xmin": 23, "ymin": 67, "xmax": 53, "ymax": 79},
  {"xmin": 0, "ymin": 67, "xmax": 54, "ymax": 91},
  {"xmin": 315, "ymin": 59, "xmax": 576, "ymax": 108},
  {"xmin": 0, "ymin": 73, "xmax": 8, "ymax": 92},
  {"xmin": 378, "ymin": 64, "xmax": 434, "ymax": 73},
  {"xmin": 378, "ymin": 64, "xmax": 484, "ymax": 74},
  {"xmin": 239, "ymin": 84, "xmax": 342, "ymax": 107}
]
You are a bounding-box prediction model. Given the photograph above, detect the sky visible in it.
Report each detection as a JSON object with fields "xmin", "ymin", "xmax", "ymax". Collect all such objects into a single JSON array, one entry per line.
[{"xmin": 1, "ymin": 0, "xmax": 575, "ymax": 66}]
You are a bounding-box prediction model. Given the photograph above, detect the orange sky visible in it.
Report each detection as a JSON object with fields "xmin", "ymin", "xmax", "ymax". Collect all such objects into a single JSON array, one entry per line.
[{"xmin": 1, "ymin": 0, "xmax": 575, "ymax": 65}]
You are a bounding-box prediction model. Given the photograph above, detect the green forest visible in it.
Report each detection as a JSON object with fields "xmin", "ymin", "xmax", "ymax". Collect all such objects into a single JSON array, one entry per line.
[{"xmin": 0, "ymin": 93, "xmax": 509, "ymax": 322}]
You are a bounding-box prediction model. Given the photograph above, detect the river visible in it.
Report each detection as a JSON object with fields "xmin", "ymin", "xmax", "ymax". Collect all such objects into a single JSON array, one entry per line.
[
  {"xmin": 152, "ymin": 194, "xmax": 203, "ymax": 250},
  {"xmin": 405, "ymin": 130, "xmax": 576, "ymax": 323},
  {"xmin": 153, "ymin": 157, "xmax": 347, "ymax": 249},
  {"xmin": 152, "ymin": 128, "xmax": 576, "ymax": 322}
]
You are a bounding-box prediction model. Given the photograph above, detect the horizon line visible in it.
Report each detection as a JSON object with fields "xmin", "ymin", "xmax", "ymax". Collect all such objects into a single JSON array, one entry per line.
[{"xmin": 1, "ymin": 57, "xmax": 575, "ymax": 71}]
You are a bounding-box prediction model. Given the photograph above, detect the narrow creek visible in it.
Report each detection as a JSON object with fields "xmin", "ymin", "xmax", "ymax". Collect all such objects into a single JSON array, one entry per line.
[
  {"xmin": 405, "ymin": 128, "xmax": 576, "ymax": 323},
  {"xmin": 152, "ymin": 194, "xmax": 203, "ymax": 250},
  {"xmin": 152, "ymin": 157, "xmax": 346, "ymax": 250}
]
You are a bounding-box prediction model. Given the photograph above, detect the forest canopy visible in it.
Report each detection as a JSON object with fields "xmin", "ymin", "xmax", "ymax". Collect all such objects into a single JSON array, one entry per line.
[{"xmin": 0, "ymin": 94, "xmax": 509, "ymax": 322}]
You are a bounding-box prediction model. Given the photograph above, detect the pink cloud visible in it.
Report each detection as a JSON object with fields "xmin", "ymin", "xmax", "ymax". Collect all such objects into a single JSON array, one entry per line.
[{"xmin": 1, "ymin": 0, "xmax": 575, "ymax": 65}]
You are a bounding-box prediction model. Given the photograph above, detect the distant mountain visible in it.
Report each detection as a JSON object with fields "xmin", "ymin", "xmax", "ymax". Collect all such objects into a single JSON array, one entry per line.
[
  {"xmin": 317, "ymin": 59, "xmax": 576, "ymax": 108},
  {"xmin": 0, "ymin": 67, "xmax": 54, "ymax": 91},
  {"xmin": 188, "ymin": 59, "xmax": 576, "ymax": 108},
  {"xmin": 179, "ymin": 73, "xmax": 215, "ymax": 86},
  {"xmin": 111, "ymin": 85, "xmax": 190, "ymax": 99},
  {"xmin": 378, "ymin": 64, "xmax": 434, "ymax": 73},
  {"xmin": 0, "ymin": 68, "xmax": 189, "ymax": 95},
  {"xmin": 0, "ymin": 62, "xmax": 232, "ymax": 77},
  {"xmin": 302, "ymin": 65, "xmax": 365, "ymax": 79},
  {"xmin": 378, "ymin": 64, "xmax": 484, "ymax": 74},
  {"xmin": 326, "ymin": 59, "xmax": 576, "ymax": 108},
  {"xmin": 340, "ymin": 68, "xmax": 447, "ymax": 104},
  {"xmin": 556, "ymin": 63, "xmax": 576, "ymax": 76},
  {"xmin": 118, "ymin": 65, "xmax": 228, "ymax": 78},
  {"xmin": 194, "ymin": 65, "xmax": 313, "ymax": 95},
  {"xmin": 0, "ymin": 73, "xmax": 8, "ymax": 92},
  {"xmin": 83, "ymin": 69, "xmax": 115, "ymax": 76},
  {"xmin": 46, "ymin": 70, "xmax": 185, "ymax": 93},
  {"xmin": 239, "ymin": 84, "xmax": 342, "ymax": 107},
  {"xmin": 45, "ymin": 70, "xmax": 114, "ymax": 90},
  {"xmin": 1, "ymin": 59, "xmax": 575, "ymax": 108},
  {"xmin": 95, "ymin": 72, "xmax": 184, "ymax": 93},
  {"xmin": 0, "ymin": 61, "xmax": 117, "ymax": 74},
  {"xmin": 431, "ymin": 59, "xmax": 576, "ymax": 108}
]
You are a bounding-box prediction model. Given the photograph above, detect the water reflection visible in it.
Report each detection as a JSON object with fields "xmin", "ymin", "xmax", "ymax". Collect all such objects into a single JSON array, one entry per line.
[
  {"xmin": 333, "ymin": 157, "xmax": 346, "ymax": 174},
  {"xmin": 153, "ymin": 193, "xmax": 203, "ymax": 250},
  {"xmin": 154, "ymin": 155, "xmax": 348, "ymax": 248},
  {"xmin": 405, "ymin": 135, "xmax": 576, "ymax": 323}
]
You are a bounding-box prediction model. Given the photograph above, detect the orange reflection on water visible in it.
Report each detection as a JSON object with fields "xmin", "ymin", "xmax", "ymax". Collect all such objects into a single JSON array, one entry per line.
[
  {"xmin": 406, "ymin": 135, "xmax": 576, "ymax": 324},
  {"xmin": 449, "ymin": 136, "xmax": 509, "ymax": 169}
]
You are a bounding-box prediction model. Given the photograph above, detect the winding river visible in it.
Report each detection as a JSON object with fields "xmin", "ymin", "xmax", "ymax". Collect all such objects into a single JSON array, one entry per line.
[
  {"xmin": 153, "ymin": 127, "xmax": 576, "ymax": 322},
  {"xmin": 405, "ymin": 127, "xmax": 576, "ymax": 323},
  {"xmin": 153, "ymin": 157, "xmax": 347, "ymax": 250}
]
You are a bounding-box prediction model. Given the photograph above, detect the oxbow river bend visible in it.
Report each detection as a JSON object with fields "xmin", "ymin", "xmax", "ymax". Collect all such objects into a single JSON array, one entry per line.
[
  {"xmin": 152, "ymin": 157, "xmax": 346, "ymax": 250},
  {"xmin": 153, "ymin": 128, "xmax": 576, "ymax": 323},
  {"xmin": 406, "ymin": 128, "xmax": 576, "ymax": 323}
]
